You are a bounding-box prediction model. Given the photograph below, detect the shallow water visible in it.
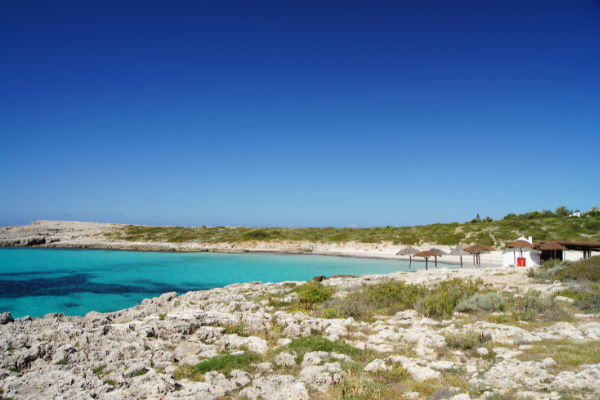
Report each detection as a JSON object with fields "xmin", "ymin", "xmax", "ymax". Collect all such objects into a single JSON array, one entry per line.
[{"xmin": 0, "ymin": 248, "xmax": 453, "ymax": 318}]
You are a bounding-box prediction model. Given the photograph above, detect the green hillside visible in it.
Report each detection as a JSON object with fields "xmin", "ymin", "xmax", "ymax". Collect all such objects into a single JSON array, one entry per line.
[{"xmin": 104, "ymin": 208, "xmax": 600, "ymax": 248}]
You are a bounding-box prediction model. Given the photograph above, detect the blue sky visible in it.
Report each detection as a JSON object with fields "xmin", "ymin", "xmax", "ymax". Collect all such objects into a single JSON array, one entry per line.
[{"xmin": 1, "ymin": 1, "xmax": 599, "ymax": 228}]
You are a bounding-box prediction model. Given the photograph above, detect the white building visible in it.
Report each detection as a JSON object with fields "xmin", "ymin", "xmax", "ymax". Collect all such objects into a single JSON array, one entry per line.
[{"xmin": 503, "ymin": 236, "xmax": 541, "ymax": 268}]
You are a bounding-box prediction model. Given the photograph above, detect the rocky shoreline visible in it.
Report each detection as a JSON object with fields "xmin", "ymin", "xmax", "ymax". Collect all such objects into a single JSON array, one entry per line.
[
  {"xmin": 2, "ymin": 264, "xmax": 600, "ymax": 400},
  {"xmin": 0, "ymin": 221, "xmax": 503, "ymax": 267}
]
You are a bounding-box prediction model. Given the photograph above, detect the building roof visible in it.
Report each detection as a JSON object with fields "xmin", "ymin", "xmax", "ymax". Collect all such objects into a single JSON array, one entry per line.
[{"xmin": 539, "ymin": 241, "xmax": 600, "ymax": 251}]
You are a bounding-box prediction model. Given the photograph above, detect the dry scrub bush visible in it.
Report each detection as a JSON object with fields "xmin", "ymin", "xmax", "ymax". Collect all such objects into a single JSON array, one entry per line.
[
  {"xmin": 511, "ymin": 291, "xmax": 567, "ymax": 322},
  {"xmin": 455, "ymin": 292, "xmax": 505, "ymax": 313}
]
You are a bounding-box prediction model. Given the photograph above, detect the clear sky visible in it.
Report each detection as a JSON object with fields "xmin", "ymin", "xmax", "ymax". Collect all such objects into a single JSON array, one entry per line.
[{"xmin": 1, "ymin": 1, "xmax": 599, "ymax": 228}]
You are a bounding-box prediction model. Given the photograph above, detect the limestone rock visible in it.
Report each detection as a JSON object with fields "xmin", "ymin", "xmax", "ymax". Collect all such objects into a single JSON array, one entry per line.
[
  {"xmin": 241, "ymin": 375, "xmax": 309, "ymax": 400},
  {"xmin": 298, "ymin": 362, "xmax": 344, "ymax": 392},
  {"xmin": 274, "ymin": 352, "xmax": 297, "ymax": 367},
  {"xmin": 1, "ymin": 312, "xmax": 14, "ymax": 325},
  {"xmin": 364, "ymin": 359, "xmax": 389, "ymax": 372}
]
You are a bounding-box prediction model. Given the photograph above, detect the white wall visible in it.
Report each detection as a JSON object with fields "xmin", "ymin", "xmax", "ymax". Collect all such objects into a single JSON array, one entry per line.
[
  {"xmin": 563, "ymin": 250, "xmax": 600, "ymax": 262},
  {"xmin": 503, "ymin": 250, "xmax": 540, "ymax": 267}
]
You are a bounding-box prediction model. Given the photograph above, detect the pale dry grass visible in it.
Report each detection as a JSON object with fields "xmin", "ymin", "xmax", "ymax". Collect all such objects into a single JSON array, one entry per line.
[{"xmin": 517, "ymin": 339, "xmax": 600, "ymax": 373}]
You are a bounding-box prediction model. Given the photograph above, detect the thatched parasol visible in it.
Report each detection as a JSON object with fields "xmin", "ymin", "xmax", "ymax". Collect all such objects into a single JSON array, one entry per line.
[
  {"xmin": 464, "ymin": 244, "xmax": 494, "ymax": 252},
  {"xmin": 429, "ymin": 248, "xmax": 449, "ymax": 256},
  {"xmin": 397, "ymin": 246, "xmax": 420, "ymax": 271},
  {"xmin": 538, "ymin": 242, "xmax": 567, "ymax": 261},
  {"xmin": 414, "ymin": 250, "xmax": 440, "ymax": 270},
  {"xmin": 449, "ymin": 244, "xmax": 470, "ymax": 268},
  {"xmin": 506, "ymin": 240, "xmax": 536, "ymax": 265},
  {"xmin": 428, "ymin": 248, "xmax": 448, "ymax": 268},
  {"xmin": 506, "ymin": 240, "xmax": 536, "ymax": 249},
  {"xmin": 464, "ymin": 244, "xmax": 494, "ymax": 267}
]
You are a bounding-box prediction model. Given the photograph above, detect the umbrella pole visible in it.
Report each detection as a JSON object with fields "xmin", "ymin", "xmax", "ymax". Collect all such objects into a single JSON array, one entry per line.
[
  {"xmin": 425, "ymin": 257, "xmax": 428, "ymax": 270},
  {"xmin": 460, "ymin": 256, "xmax": 463, "ymax": 268},
  {"xmin": 513, "ymin": 249, "xmax": 516, "ymax": 266},
  {"xmin": 435, "ymin": 256, "xmax": 438, "ymax": 268},
  {"xmin": 409, "ymin": 256, "xmax": 412, "ymax": 271}
]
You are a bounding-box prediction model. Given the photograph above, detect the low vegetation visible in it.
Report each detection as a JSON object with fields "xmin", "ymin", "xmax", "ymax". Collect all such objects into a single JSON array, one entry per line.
[
  {"xmin": 530, "ymin": 256, "xmax": 600, "ymax": 313},
  {"xmin": 287, "ymin": 336, "xmax": 363, "ymax": 358},
  {"xmin": 102, "ymin": 207, "xmax": 600, "ymax": 246},
  {"xmin": 518, "ymin": 339, "xmax": 600, "ymax": 373},
  {"xmin": 174, "ymin": 352, "xmax": 261, "ymax": 380},
  {"xmin": 331, "ymin": 278, "xmax": 485, "ymax": 320},
  {"xmin": 295, "ymin": 282, "xmax": 334, "ymax": 304},
  {"xmin": 456, "ymin": 292, "xmax": 505, "ymax": 313},
  {"xmin": 444, "ymin": 329, "xmax": 482, "ymax": 350},
  {"xmin": 555, "ymin": 256, "xmax": 600, "ymax": 282},
  {"xmin": 510, "ymin": 291, "xmax": 567, "ymax": 322}
]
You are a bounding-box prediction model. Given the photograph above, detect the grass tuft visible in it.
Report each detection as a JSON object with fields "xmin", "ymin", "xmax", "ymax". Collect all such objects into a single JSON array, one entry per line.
[{"xmin": 174, "ymin": 352, "xmax": 261, "ymax": 381}]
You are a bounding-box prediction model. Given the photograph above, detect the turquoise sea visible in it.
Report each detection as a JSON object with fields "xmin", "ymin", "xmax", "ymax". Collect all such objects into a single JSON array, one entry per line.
[{"xmin": 0, "ymin": 248, "xmax": 450, "ymax": 318}]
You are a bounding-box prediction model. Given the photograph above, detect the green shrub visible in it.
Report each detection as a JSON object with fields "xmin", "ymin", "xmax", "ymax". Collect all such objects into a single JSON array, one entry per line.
[
  {"xmin": 243, "ymin": 229, "xmax": 273, "ymax": 239},
  {"xmin": 288, "ymin": 336, "xmax": 362, "ymax": 357},
  {"xmin": 92, "ymin": 365, "xmax": 108, "ymax": 375},
  {"xmin": 133, "ymin": 369, "xmax": 148, "ymax": 377},
  {"xmin": 555, "ymin": 256, "xmax": 600, "ymax": 282},
  {"xmin": 417, "ymin": 278, "xmax": 485, "ymax": 318},
  {"xmin": 352, "ymin": 278, "xmax": 485, "ymax": 319},
  {"xmin": 297, "ymin": 282, "xmax": 334, "ymax": 303},
  {"xmin": 456, "ymin": 292, "xmax": 505, "ymax": 313},
  {"xmin": 439, "ymin": 233, "xmax": 466, "ymax": 245},
  {"xmin": 444, "ymin": 329, "xmax": 481, "ymax": 349},
  {"xmin": 55, "ymin": 358, "xmax": 68, "ymax": 365},
  {"xmin": 540, "ymin": 258, "xmax": 566, "ymax": 271},
  {"xmin": 364, "ymin": 279, "xmax": 422, "ymax": 309},
  {"xmin": 336, "ymin": 292, "xmax": 374, "ymax": 320},
  {"xmin": 215, "ymin": 321, "xmax": 250, "ymax": 336},
  {"xmin": 385, "ymin": 363, "xmax": 409, "ymax": 381},
  {"xmin": 174, "ymin": 352, "xmax": 261, "ymax": 381},
  {"xmin": 511, "ymin": 291, "xmax": 566, "ymax": 321},
  {"xmin": 563, "ymin": 284, "xmax": 600, "ymax": 311},
  {"xmin": 585, "ymin": 220, "xmax": 600, "ymax": 232}
]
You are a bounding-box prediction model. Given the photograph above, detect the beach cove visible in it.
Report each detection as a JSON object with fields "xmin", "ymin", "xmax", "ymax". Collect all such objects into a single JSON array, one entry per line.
[{"xmin": 0, "ymin": 247, "xmax": 433, "ymax": 319}]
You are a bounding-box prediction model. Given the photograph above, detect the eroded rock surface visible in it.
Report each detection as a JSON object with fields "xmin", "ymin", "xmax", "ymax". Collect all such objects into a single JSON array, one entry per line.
[{"xmin": 2, "ymin": 264, "xmax": 600, "ymax": 399}]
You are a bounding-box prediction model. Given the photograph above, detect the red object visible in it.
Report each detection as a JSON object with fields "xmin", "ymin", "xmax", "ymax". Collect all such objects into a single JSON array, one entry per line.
[{"xmin": 517, "ymin": 258, "xmax": 526, "ymax": 267}]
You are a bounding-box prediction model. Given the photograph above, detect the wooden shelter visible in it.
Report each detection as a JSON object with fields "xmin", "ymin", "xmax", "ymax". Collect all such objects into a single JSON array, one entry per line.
[
  {"xmin": 539, "ymin": 241, "xmax": 600, "ymax": 260},
  {"xmin": 538, "ymin": 242, "xmax": 567, "ymax": 262}
]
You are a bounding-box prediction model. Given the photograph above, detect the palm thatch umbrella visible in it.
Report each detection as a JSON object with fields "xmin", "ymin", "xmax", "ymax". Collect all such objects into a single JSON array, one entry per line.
[
  {"xmin": 414, "ymin": 250, "xmax": 440, "ymax": 270},
  {"xmin": 538, "ymin": 242, "xmax": 567, "ymax": 261},
  {"xmin": 449, "ymin": 244, "xmax": 470, "ymax": 268},
  {"xmin": 429, "ymin": 248, "xmax": 449, "ymax": 256},
  {"xmin": 464, "ymin": 244, "xmax": 494, "ymax": 267},
  {"xmin": 396, "ymin": 246, "xmax": 420, "ymax": 271},
  {"xmin": 506, "ymin": 239, "xmax": 536, "ymax": 266},
  {"xmin": 428, "ymin": 248, "xmax": 448, "ymax": 268}
]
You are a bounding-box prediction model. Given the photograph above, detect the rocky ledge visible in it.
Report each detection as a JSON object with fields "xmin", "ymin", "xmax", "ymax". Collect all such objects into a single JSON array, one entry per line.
[{"xmin": 1, "ymin": 267, "xmax": 600, "ymax": 400}]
